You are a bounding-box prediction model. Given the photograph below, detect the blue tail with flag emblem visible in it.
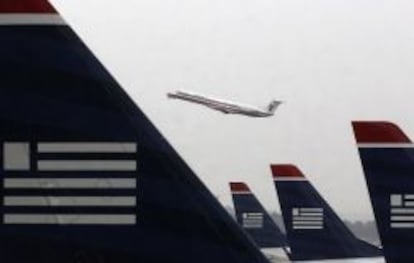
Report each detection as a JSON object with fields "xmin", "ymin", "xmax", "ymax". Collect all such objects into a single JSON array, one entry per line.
[
  {"xmin": 0, "ymin": 1, "xmax": 270, "ymax": 263},
  {"xmin": 230, "ymin": 182, "xmax": 288, "ymax": 250},
  {"xmin": 272, "ymin": 164, "xmax": 382, "ymax": 261},
  {"xmin": 353, "ymin": 121, "xmax": 414, "ymax": 263}
]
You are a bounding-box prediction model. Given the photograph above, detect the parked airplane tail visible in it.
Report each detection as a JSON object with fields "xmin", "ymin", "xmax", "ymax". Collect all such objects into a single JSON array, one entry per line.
[
  {"xmin": 230, "ymin": 182, "xmax": 288, "ymax": 249},
  {"xmin": 353, "ymin": 121, "xmax": 414, "ymax": 263},
  {"xmin": 0, "ymin": 1, "xmax": 270, "ymax": 263},
  {"xmin": 272, "ymin": 164, "xmax": 382, "ymax": 261},
  {"xmin": 267, "ymin": 100, "xmax": 282, "ymax": 113}
]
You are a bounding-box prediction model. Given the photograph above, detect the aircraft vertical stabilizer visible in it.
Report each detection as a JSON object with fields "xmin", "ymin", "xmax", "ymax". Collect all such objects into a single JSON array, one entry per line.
[
  {"xmin": 353, "ymin": 121, "xmax": 414, "ymax": 263},
  {"xmin": 230, "ymin": 182, "xmax": 288, "ymax": 249},
  {"xmin": 267, "ymin": 101, "xmax": 282, "ymax": 114},
  {"xmin": 0, "ymin": 1, "xmax": 270, "ymax": 262},
  {"xmin": 272, "ymin": 164, "xmax": 382, "ymax": 261}
]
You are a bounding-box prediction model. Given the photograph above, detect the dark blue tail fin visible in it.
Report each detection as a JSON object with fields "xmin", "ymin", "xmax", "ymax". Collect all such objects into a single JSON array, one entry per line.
[
  {"xmin": 0, "ymin": 1, "xmax": 270, "ymax": 263},
  {"xmin": 272, "ymin": 164, "xmax": 382, "ymax": 261},
  {"xmin": 353, "ymin": 121, "xmax": 414, "ymax": 263},
  {"xmin": 230, "ymin": 182, "xmax": 288, "ymax": 249}
]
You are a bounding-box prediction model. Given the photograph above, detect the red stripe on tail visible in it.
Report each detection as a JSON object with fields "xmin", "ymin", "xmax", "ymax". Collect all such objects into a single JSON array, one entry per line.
[
  {"xmin": 352, "ymin": 121, "xmax": 411, "ymax": 143},
  {"xmin": 230, "ymin": 182, "xmax": 251, "ymax": 193},
  {"xmin": 271, "ymin": 164, "xmax": 304, "ymax": 178},
  {"xmin": 0, "ymin": 0, "xmax": 56, "ymax": 13}
]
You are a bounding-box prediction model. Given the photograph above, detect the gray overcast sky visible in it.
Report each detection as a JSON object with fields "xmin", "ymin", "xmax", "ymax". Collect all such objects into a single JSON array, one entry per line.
[{"xmin": 53, "ymin": 0, "xmax": 414, "ymax": 222}]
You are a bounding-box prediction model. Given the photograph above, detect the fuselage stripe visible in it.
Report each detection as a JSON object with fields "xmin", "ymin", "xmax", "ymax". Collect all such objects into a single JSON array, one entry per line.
[{"xmin": 0, "ymin": 14, "xmax": 66, "ymax": 25}]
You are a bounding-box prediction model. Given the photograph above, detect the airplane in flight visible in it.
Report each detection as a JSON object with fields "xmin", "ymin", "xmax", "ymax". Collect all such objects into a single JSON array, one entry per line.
[
  {"xmin": 353, "ymin": 121, "xmax": 414, "ymax": 263},
  {"xmin": 0, "ymin": 1, "xmax": 271, "ymax": 263},
  {"xmin": 167, "ymin": 90, "xmax": 283, "ymax": 117},
  {"xmin": 230, "ymin": 182, "xmax": 290, "ymax": 262},
  {"xmin": 271, "ymin": 164, "xmax": 385, "ymax": 263}
]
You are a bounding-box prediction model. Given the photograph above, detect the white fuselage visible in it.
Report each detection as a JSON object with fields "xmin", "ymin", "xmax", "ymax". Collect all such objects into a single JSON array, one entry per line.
[
  {"xmin": 261, "ymin": 248, "xmax": 290, "ymax": 262},
  {"xmin": 295, "ymin": 257, "xmax": 385, "ymax": 263},
  {"xmin": 261, "ymin": 248, "xmax": 385, "ymax": 263},
  {"xmin": 167, "ymin": 91, "xmax": 273, "ymax": 117}
]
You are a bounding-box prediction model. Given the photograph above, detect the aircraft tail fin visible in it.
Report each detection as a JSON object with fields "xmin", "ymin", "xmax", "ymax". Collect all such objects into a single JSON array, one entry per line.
[
  {"xmin": 0, "ymin": 1, "xmax": 270, "ymax": 262},
  {"xmin": 272, "ymin": 164, "xmax": 382, "ymax": 261},
  {"xmin": 230, "ymin": 182, "xmax": 288, "ymax": 249},
  {"xmin": 267, "ymin": 100, "xmax": 282, "ymax": 114},
  {"xmin": 353, "ymin": 121, "xmax": 414, "ymax": 263}
]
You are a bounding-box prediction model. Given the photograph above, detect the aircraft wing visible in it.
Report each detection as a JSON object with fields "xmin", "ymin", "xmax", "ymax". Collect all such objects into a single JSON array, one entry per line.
[{"xmin": 205, "ymin": 104, "xmax": 232, "ymax": 114}]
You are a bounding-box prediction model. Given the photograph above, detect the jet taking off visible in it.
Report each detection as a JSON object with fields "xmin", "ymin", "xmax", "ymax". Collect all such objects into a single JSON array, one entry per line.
[
  {"xmin": 0, "ymin": 1, "xmax": 270, "ymax": 263},
  {"xmin": 168, "ymin": 90, "xmax": 282, "ymax": 117}
]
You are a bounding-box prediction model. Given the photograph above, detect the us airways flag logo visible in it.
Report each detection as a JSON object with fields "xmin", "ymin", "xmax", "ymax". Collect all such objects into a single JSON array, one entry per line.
[
  {"xmin": 242, "ymin": 212, "xmax": 264, "ymax": 229},
  {"xmin": 292, "ymin": 207, "xmax": 324, "ymax": 230},
  {"xmin": 1, "ymin": 142, "xmax": 138, "ymax": 225},
  {"xmin": 390, "ymin": 194, "xmax": 414, "ymax": 229}
]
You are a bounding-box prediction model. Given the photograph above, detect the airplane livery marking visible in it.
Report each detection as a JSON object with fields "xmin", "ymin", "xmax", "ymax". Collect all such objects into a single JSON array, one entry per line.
[
  {"xmin": 0, "ymin": 14, "xmax": 65, "ymax": 25},
  {"xmin": 242, "ymin": 212, "xmax": 264, "ymax": 229},
  {"xmin": 353, "ymin": 121, "xmax": 414, "ymax": 263},
  {"xmin": 0, "ymin": 0, "xmax": 272, "ymax": 260},
  {"xmin": 37, "ymin": 142, "xmax": 137, "ymax": 153},
  {"xmin": 292, "ymin": 208, "xmax": 324, "ymax": 230},
  {"xmin": 2, "ymin": 141, "xmax": 138, "ymax": 225},
  {"xmin": 390, "ymin": 194, "xmax": 414, "ymax": 228},
  {"xmin": 273, "ymin": 163, "xmax": 382, "ymax": 260},
  {"xmin": 230, "ymin": 182, "xmax": 289, "ymax": 250}
]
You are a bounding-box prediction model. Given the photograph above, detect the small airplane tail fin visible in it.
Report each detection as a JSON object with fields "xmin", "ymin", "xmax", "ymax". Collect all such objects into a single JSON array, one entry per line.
[
  {"xmin": 0, "ymin": 1, "xmax": 270, "ymax": 262},
  {"xmin": 267, "ymin": 100, "xmax": 282, "ymax": 114},
  {"xmin": 271, "ymin": 164, "xmax": 382, "ymax": 261},
  {"xmin": 230, "ymin": 182, "xmax": 288, "ymax": 249},
  {"xmin": 353, "ymin": 121, "xmax": 414, "ymax": 263}
]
